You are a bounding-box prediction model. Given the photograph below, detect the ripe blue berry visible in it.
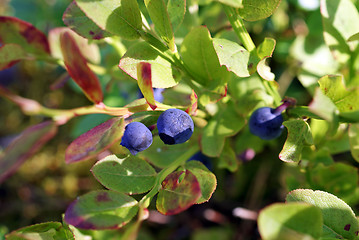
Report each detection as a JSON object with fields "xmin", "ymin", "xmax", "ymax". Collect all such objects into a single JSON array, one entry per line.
[
  {"xmin": 249, "ymin": 107, "xmax": 284, "ymax": 140},
  {"xmin": 120, "ymin": 122, "xmax": 153, "ymax": 155},
  {"xmin": 188, "ymin": 152, "xmax": 212, "ymax": 170},
  {"xmin": 157, "ymin": 108, "xmax": 194, "ymax": 145}
]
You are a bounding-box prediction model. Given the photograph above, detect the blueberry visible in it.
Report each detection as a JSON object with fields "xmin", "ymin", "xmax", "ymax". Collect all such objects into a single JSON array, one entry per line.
[
  {"xmin": 120, "ymin": 122, "xmax": 153, "ymax": 155},
  {"xmin": 188, "ymin": 152, "xmax": 212, "ymax": 170},
  {"xmin": 249, "ymin": 107, "xmax": 284, "ymax": 140},
  {"xmin": 157, "ymin": 109, "xmax": 194, "ymax": 145},
  {"xmin": 138, "ymin": 88, "xmax": 164, "ymax": 103}
]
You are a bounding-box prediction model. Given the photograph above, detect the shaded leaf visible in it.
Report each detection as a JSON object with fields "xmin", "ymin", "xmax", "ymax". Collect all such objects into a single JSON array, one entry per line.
[
  {"xmin": 49, "ymin": 27, "xmax": 101, "ymax": 64},
  {"xmin": 286, "ymin": 189, "xmax": 359, "ymax": 239},
  {"xmin": 218, "ymin": 139, "xmax": 239, "ymax": 172},
  {"xmin": 0, "ymin": 43, "xmax": 28, "ymax": 70},
  {"xmin": 119, "ymin": 41, "xmax": 179, "ymax": 88},
  {"xmin": 63, "ymin": 1, "xmax": 112, "ymax": 40},
  {"xmin": 5, "ymin": 222, "xmax": 74, "ymax": 240},
  {"xmin": 279, "ymin": 119, "xmax": 313, "ymax": 163},
  {"xmin": 91, "ymin": 155, "xmax": 157, "ymax": 194},
  {"xmin": 212, "ymin": 38, "xmax": 250, "ymax": 77},
  {"xmin": 257, "ymin": 38, "xmax": 276, "ymax": 59},
  {"xmin": 65, "ymin": 117, "xmax": 125, "ymax": 164},
  {"xmin": 349, "ymin": 123, "xmax": 359, "ymax": 163},
  {"xmin": 0, "ymin": 16, "xmax": 50, "ymax": 55},
  {"xmin": 318, "ymin": 75, "xmax": 359, "ymax": 112},
  {"xmin": 309, "ymin": 163, "xmax": 358, "ymax": 201},
  {"xmin": 137, "ymin": 62, "xmax": 156, "ymax": 110},
  {"xmin": 201, "ymin": 100, "xmax": 245, "ymax": 157},
  {"xmin": 60, "ymin": 31, "xmax": 103, "ymax": 103},
  {"xmin": 64, "ymin": 190, "xmax": 138, "ymax": 229},
  {"xmin": 185, "ymin": 160, "xmax": 217, "ymax": 203},
  {"xmin": 144, "ymin": 0, "xmax": 175, "ymax": 51},
  {"xmin": 238, "ymin": 0, "xmax": 281, "ymax": 21},
  {"xmin": 167, "ymin": 0, "xmax": 186, "ymax": 33},
  {"xmin": 75, "ymin": 0, "xmax": 142, "ymax": 40},
  {"xmin": 180, "ymin": 26, "xmax": 229, "ymax": 89},
  {"xmin": 156, "ymin": 170, "xmax": 201, "ymax": 215},
  {"xmin": 0, "ymin": 121, "xmax": 57, "ymax": 183},
  {"xmin": 258, "ymin": 203, "xmax": 322, "ymax": 240}
]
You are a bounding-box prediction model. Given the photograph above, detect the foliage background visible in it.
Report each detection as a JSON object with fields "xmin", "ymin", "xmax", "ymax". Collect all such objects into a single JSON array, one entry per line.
[{"xmin": 1, "ymin": 0, "xmax": 357, "ymax": 239}]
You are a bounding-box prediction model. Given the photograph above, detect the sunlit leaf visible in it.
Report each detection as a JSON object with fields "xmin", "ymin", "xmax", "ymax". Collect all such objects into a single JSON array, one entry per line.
[
  {"xmin": 91, "ymin": 155, "xmax": 157, "ymax": 194},
  {"xmin": 258, "ymin": 203, "xmax": 322, "ymax": 240},
  {"xmin": 119, "ymin": 41, "xmax": 179, "ymax": 88},
  {"xmin": 64, "ymin": 190, "xmax": 138, "ymax": 229},
  {"xmin": 321, "ymin": 0, "xmax": 359, "ymax": 64},
  {"xmin": 279, "ymin": 119, "xmax": 313, "ymax": 162},
  {"xmin": 238, "ymin": 0, "xmax": 281, "ymax": 21},
  {"xmin": 215, "ymin": 0, "xmax": 243, "ymax": 8},
  {"xmin": 180, "ymin": 26, "xmax": 230, "ymax": 89},
  {"xmin": 156, "ymin": 170, "xmax": 201, "ymax": 215},
  {"xmin": 286, "ymin": 189, "xmax": 359, "ymax": 239},
  {"xmin": 0, "ymin": 121, "xmax": 57, "ymax": 183},
  {"xmin": 63, "ymin": 1, "xmax": 112, "ymax": 40},
  {"xmin": 60, "ymin": 31, "xmax": 103, "ymax": 103},
  {"xmin": 65, "ymin": 117, "xmax": 124, "ymax": 164},
  {"xmin": 167, "ymin": 0, "xmax": 186, "ymax": 33},
  {"xmin": 349, "ymin": 123, "xmax": 359, "ymax": 163},
  {"xmin": 75, "ymin": 0, "xmax": 142, "ymax": 40},
  {"xmin": 213, "ymin": 38, "xmax": 250, "ymax": 77}
]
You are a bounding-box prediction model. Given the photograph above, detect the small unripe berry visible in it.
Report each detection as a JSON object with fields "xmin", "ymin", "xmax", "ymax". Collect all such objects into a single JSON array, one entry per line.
[
  {"xmin": 157, "ymin": 108, "xmax": 194, "ymax": 145},
  {"xmin": 120, "ymin": 122, "xmax": 153, "ymax": 155}
]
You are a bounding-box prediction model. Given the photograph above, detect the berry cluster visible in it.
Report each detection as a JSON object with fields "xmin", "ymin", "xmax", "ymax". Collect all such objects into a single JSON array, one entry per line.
[{"xmin": 121, "ymin": 109, "xmax": 194, "ymax": 155}]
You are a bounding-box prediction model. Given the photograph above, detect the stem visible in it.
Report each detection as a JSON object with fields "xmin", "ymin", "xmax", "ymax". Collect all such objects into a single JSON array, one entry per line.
[
  {"xmin": 139, "ymin": 145, "xmax": 200, "ymax": 208},
  {"xmin": 222, "ymin": 4, "xmax": 256, "ymax": 52}
]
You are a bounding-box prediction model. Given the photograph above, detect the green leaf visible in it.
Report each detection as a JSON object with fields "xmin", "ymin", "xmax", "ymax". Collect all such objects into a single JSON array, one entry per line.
[
  {"xmin": 60, "ymin": 31, "xmax": 103, "ymax": 103},
  {"xmin": 201, "ymin": 100, "xmax": 246, "ymax": 157},
  {"xmin": 321, "ymin": 0, "xmax": 359, "ymax": 64},
  {"xmin": 91, "ymin": 155, "xmax": 157, "ymax": 195},
  {"xmin": 215, "ymin": 0, "xmax": 243, "ymax": 8},
  {"xmin": 65, "ymin": 117, "xmax": 125, "ymax": 163},
  {"xmin": 156, "ymin": 170, "xmax": 201, "ymax": 215},
  {"xmin": 257, "ymin": 37, "xmax": 276, "ymax": 59},
  {"xmin": 180, "ymin": 26, "xmax": 229, "ymax": 89},
  {"xmin": 0, "ymin": 16, "xmax": 50, "ymax": 55},
  {"xmin": 5, "ymin": 222, "xmax": 74, "ymax": 240},
  {"xmin": 185, "ymin": 160, "xmax": 217, "ymax": 203},
  {"xmin": 286, "ymin": 189, "xmax": 359, "ymax": 240},
  {"xmin": 0, "ymin": 121, "xmax": 57, "ymax": 184},
  {"xmin": 318, "ymin": 75, "xmax": 359, "ymax": 112},
  {"xmin": 309, "ymin": 163, "xmax": 358, "ymax": 200},
  {"xmin": 144, "ymin": 0, "xmax": 175, "ymax": 51},
  {"xmin": 349, "ymin": 123, "xmax": 359, "ymax": 163},
  {"xmin": 75, "ymin": 0, "xmax": 142, "ymax": 40},
  {"xmin": 63, "ymin": 1, "xmax": 113, "ymax": 40},
  {"xmin": 258, "ymin": 202, "xmax": 323, "ymax": 240},
  {"xmin": 218, "ymin": 139, "xmax": 239, "ymax": 172},
  {"xmin": 279, "ymin": 119, "xmax": 313, "ymax": 163},
  {"xmin": 119, "ymin": 41, "xmax": 179, "ymax": 88},
  {"xmin": 237, "ymin": 0, "xmax": 281, "ymax": 21},
  {"xmin": 0, "ymin": 44, "xmax": 27, "ymax": 70},
  {"xmin": 212, "ymin": 38, "xmax": 250, "ymax": 77},
  {"xmin": 64, "ymin": 190, "xmax": 138, "ymax": 229},
  {"xmin": 348, "ymin": 32, "xmax": 359, "ymax": 42},
  {"xmin": 167, "ymin": 0, "xmax": 186, "ymax": 33}
]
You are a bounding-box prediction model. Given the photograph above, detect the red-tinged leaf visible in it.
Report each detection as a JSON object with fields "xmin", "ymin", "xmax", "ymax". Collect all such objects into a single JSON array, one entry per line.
[
  {"xmin": 64, "ymin": 190, "xmax": 138, "ymax": 230},
  {"xmin": 0, "ymin": 121, "xmax": 58, "ymax": 183},
  {"xmin": 60, "ymin": 31, "xmax": 103, "ymax": 103},
  {"xmin": 49, "ymin": 27, "xmax": 101, "ymax": 64},
  {"xmin": 0, "ymin": 44, "xmax": 28, "ymax": 70},
  {"xmin": 63, "ymin": 1, "xmax": 112, "ymax": 40},
  {"xmin": 0, "ymin": 16, "xmax": 50, "ymax": 55},
  {"xmin": 186, "ymin": 90, "xmax": 198, "ymax": 115},
  {"xmin": 156, "ymin": 170, "xmax": 201, "ymax": 215},
  {"xmin": 65, "ymin": 117, "xmax": 125, "ymax": 164},
  {"xmin": 137, "ymin": 62, "xmax": 156, "ymax": 110}
]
